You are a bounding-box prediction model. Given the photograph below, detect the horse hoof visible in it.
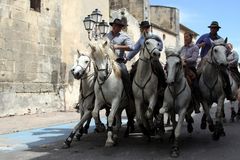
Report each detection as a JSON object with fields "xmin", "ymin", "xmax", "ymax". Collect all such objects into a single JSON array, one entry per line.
[
  {"xmin": 76, "ymin": 133, "xmax": 82, "ymax": 141},
  {"xmin": 94, "ymin": 124, "xmax": 106, "ymax": 133},
  {"xmin": 212, "ymin": 132, "xmax": 220, "ymax": 141},
  {"xmin": 208, "ymin": 124, "xmax": 215, "ymax": 132},
  {"xmin": 222, "ymin": 118, "xmax": 227, "ymax": 123},
  {"xmin": 62, "ymin": 141, "xmax": 70, "ymax": 149},
  {"xmin": 236, "ymin": 115, "xmax": 240, "ymax": 121},
  {"xmin": 200, "ymin": 122, "xmax": 207, "ymax": 130},
  {"xmin": 220, "ymin": 131, "xmax": 226, "ymax": 137},
  {"xmin": 145, "ymin": 109, "xmax": 153, "ymax": 119},
  {"xmin": 105, "ymin": 141, "xmax": 115, "ymax": 147},
  {"xmin": 83, "ymin": 128, "xmax": 89, "ymax": 134},
  {"xmin": 170, "ymin": 147, "xmax": 179, "ymax": 158}
]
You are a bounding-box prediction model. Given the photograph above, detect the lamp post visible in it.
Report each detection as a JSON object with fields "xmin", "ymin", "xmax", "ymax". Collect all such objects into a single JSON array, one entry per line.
[{"xmin": 83, "ymin": 9, "xmax": 109, "ymax": 41}]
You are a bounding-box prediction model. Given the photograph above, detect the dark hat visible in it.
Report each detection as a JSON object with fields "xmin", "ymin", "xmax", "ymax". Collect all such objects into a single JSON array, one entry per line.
[
  {"xmin": 208, "ymin": 21, "xmax": 221, "ymax": 28},
  {"xmin": 139, "ymin": 21, "xmax": 151, "ymax": 28},
  {"xmin": 109, "ymin": 18, "xmax": 125, "ymax": 27}
]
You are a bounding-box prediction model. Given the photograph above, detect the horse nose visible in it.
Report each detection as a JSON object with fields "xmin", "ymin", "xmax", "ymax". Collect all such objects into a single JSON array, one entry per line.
[
  {"xmin": 71, "ymin": 68, "xmax": 75, "ymax": 74},
  {"xmin": 220, "ymin": 63, "xmax": 227, "ymax": 68},
  {"xmin": 166, "ymin": 80, "xmax": 174, "ymax": 86},
  {"xmin": 153, "ymin": 50, "xmax": 160, "ymax": 56}
]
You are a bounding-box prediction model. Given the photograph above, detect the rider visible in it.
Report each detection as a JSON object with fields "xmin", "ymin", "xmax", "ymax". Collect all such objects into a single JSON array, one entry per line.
[
  {"xmin": 226, "ymin": 43, "xmax": 240, "ymax": 87},
  {"xmin": 126, "ymin": 20, "xmax": 167, "ymax": 91},
  {"xmin": 196, "ymin": 21, "xmax": 234, "ymax": 101},
  {"xmin": 106, "ymin": 18, "xmax": 134, "ymax": 99},
  {"xmin": 179, "ymin": 31, "xmax": 200, "ymax": 113}
]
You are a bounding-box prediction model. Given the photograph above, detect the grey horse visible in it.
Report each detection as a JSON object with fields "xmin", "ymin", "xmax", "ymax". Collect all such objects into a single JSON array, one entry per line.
[
  {"xmin": 89, "ymin": 39, "xmax": 135, "ymax": 147},
  {"xmin": 159, "ymin": 48, "xmax": 191, "ymax": 157},
  {"xmin": 132, "ymin": 35, "xmax": 164, "ymax": 139},
  {"xmin": 63, "ymin": 52, "xmax": 106, "ymax": 148},
  {"xmin": 199, "ymin": 38, "xmax": 228, "ymax": 140}
]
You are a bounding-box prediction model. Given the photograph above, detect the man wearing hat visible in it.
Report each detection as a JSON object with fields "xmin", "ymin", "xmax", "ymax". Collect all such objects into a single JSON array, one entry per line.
[
  {"xmin": 196, "ymin": 21, "xmax": 222, "ymax": 58},
  {"xmin": 106, "ymin": 18, "xmax": 134, "ymax": 100},
  {"xmin": 196, "ymin": 21, "xmax": 234, "ymax": 101},
  {"xmin": 126, "ymin": 20, "xmax": 166, "ymax": 92}
]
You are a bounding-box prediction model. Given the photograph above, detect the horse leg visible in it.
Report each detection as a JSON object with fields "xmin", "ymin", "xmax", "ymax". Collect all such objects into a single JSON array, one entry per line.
[
  {"xmin": 92, "ymin": 101, "xmax": 105, "ymax": 133},
  {"xmin": 76, "ymin": 117, "xmax": 91, "ymax": 141},
  {"xmin": 200, "ymin": 101, "xmax": 211, "ymax": 130},
  {"xmin": 212, "ymin": 98, "xmax": 225, "ymax": 140},
  {"xmin": 63, "ymin": 110, "xmax": 91, "ymax": 148},
  {"xmin": 105, "ymin": 100, "xmax": 120, "ymax": 147},
  {"xmin": 230, "ymin": 101, "xmax": 237, "ymax": 122},
  {"xmin": 185, "ymin": 109, "xmax": 194, "ymax": 133},
  {"xmin": 170, "ymin": 108, "xmax": 187, "ymax": 158},
  {"xmin": 169, "ymin": 113, "xmax": 176, "ymax": 143},
  {"xmin": 124, "ymin": 99, "xmax": 136, "ymax": 137},
  {"xmin": 220, "ymin": 104, "xmax": 227, "ymax": 123},
  {"xmin": 155, "ymin": 113, "xmax": 165, "ymax": 138},
  {"xmin": 236, "ymin": 102, "xmax": 240, "ymax": 121},
  {"xmin": 76, "ymin": 109, "xmax": 92, "ymax": 140},
  {"xmin": 146, "ymin": 96, "xmax": 158, "ymax": 133}
]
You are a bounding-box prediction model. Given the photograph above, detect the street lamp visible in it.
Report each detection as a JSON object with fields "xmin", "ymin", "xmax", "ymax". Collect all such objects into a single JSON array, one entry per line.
[{"xmin": 83, "ymin": 9, "xmax": 109, "ymax": 41}]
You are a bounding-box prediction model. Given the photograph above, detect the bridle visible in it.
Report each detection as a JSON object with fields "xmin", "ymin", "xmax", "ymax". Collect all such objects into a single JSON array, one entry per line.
[
  {"xmin": 203, "ymin": 43, "xmax": 227, "ymax": 100},
  {"xmin": 165, "ymin": 54, "xmax": 187, "ymax": 99},
  {"xmin": 134, "ymin": 37, "xmax": 161, "ymax": 103}
]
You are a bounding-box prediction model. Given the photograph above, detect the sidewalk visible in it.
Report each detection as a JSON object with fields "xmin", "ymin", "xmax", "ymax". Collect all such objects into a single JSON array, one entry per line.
[{"xmin": 0, "ymin": 111, "xmax": 80, "ymax": 135}]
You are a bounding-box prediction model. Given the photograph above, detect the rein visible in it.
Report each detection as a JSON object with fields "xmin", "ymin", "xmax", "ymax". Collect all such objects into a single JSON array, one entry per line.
[
  {"xmin": 79, "ymin": 60, "xmax": 95, "ymax": 104},
  {"xmin": 166, "ymin": 54, "xmax": 186, "ymax": 99},
  {"xmin": 133, "ymin": 39, "xmax": 157, "ymax": 103},
  {"xmin": 95, "ymin": 55, "xmax": 113, "ymax": 107},
  {"xmin": 202, "ymin": 44, "xmax": 226, "ymax": 100}
]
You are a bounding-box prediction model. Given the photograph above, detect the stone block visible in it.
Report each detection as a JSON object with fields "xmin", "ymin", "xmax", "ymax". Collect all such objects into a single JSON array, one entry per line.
[
  {"xmin": 11, "ymin": 9, "xmax": 26, "ymax": 21},
  {"xmin": 0, "ymin": 71, "xmax": 14, "ymax": 82}
]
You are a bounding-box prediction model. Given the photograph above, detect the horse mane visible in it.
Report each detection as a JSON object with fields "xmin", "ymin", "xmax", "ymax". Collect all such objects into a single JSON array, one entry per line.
[
  {"xmin": 88, "ymin": 39, "xmax": 121, "ymax": 79},
  {"xmin": 165, "ymin": 47, "xmax": 179, "ymax": 58}
]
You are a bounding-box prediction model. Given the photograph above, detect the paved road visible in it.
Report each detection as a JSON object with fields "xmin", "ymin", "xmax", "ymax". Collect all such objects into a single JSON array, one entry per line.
[{"xmin": 1, "ymin": 103, "xmax": 240, "ymax": 160}]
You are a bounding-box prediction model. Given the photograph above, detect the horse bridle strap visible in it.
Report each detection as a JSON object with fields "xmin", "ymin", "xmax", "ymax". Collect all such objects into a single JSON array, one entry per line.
[
  {"xmin": 133, "ymin": 69, "xmax": 153, "ymax": 104},
  {"xmin": 95, "ymin": 56, "xmax": 112, "ymax": 85},
  {"xmin": 168, "ymin": 79, "xmax": 187, "ymax": 98},
  {"xmin": 210, "ymin": 44, "xmax": 226, "ymax": 65}
]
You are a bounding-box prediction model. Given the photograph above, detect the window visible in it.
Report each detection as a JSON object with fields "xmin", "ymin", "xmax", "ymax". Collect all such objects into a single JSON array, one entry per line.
[{"xmin": 30, "ymin": 0, "xmax": 41, "ymax": 12}]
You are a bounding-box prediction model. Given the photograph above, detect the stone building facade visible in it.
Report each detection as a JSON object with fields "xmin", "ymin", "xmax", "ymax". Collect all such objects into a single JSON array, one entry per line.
[
  {"xmin": 0, "ymin": 0, "xmax": 109, "ymax": 117},
  {"xmin": 0, "ymin": 0, "xmax": 197, "ymax": 117}
]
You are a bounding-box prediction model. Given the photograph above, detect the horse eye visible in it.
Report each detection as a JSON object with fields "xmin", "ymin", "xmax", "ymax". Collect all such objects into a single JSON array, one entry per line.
[
  {"xmin": 146, "ymin": 41, "xmax": 149, "ymax": 45},
  {"xmin": 85, "ymin": 60, "xmax": 89, "ymax": 64}
]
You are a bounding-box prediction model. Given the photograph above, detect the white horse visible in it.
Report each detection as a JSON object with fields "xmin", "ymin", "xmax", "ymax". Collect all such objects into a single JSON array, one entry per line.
[
  {"xmin": 199, "ymin": 38, "xmax": 228, "ymax": 140},
  {"xmin": 132, "ymin": 35, "xmax": 165, "ymax": 138},
  {"xmin": 63, "ymin": 52, "xmax": 106, "ymax": 148},
  {"xmin": 227, "ymin": 70, "xmax": 240, "ymax": 122},
  {"xmin": 89, "ymin": 39, "xmax": 135, "ymax": 147},
  {"xmin": 159, "ymin": 48, "xmax": 191, "ymax": 157}
]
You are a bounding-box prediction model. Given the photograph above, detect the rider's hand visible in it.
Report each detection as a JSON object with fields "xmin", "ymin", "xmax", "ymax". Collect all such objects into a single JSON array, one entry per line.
[{"xmin": 123, "ymin": 57, "xmax": 128, "ymax": 64}]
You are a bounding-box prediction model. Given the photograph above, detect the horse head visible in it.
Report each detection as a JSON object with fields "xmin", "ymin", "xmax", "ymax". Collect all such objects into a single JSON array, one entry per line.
[
  {"xmin": 165, "ymin": 47, "xmax": 183, "ymax": 85},
  {"xmin": 71, "ymin": 50, "xmax": 92, "ymax": 80},
  {"xmin": 143, "ymin": 34, "xmax": 163, "ymax": 59},
  {"xmin": 208, "ymin": 38, "xmax": 228, "ymax": 67},
  {"xmin": 88, "ymin": 38, "xmax": 119, "ymax": 82}
]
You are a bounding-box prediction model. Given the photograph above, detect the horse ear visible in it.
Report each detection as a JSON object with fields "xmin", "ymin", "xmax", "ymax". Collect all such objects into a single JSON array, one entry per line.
[
  {"xmin": 165, "ymin": 46, "xmax": 176, "ymax": 57},
  {"xmin": 224, "ymin": 37, "xmax": 228, "ymax": 43},
  {"xmin": 89, "ymin": 42, "xmax": 96, "ymax": 51},
  {"xmin": 102, "ymin": 39, "xmax": 110, "ymax": 48},
  {"xmin": 77, "ymin": 50, "xmax": 81, "ymax": 58}
]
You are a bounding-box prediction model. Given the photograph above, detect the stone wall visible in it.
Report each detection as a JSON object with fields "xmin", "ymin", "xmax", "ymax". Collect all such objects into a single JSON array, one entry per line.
[
  {"xmin": 61, "ymin": 0, "xmax": 109, "ymax": 111},
  {"xmin": 0, "ymin": 0, "xmax": 63, "ymax": 116},
  {"xmin": 0, "ymin": 0, "xmax": 110, "ymax": 117},
  {"xmin": 110, "ymin": 0, "xmax": 150, "ymax": 21}
]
